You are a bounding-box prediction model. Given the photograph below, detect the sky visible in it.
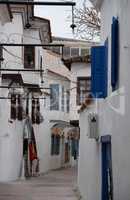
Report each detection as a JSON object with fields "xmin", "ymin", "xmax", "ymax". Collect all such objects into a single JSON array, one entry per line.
[{"xmin": 35, "ymin": 0, "xmax": 91, "ymax": 38}]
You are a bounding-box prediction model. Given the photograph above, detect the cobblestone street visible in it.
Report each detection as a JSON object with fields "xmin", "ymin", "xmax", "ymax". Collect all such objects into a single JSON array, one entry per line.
[{"xmin": 0, "ymin": 167, "xmax": 78, "ymax": 200}]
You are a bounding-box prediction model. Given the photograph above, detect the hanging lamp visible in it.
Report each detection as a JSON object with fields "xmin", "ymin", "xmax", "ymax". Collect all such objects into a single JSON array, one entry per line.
[
  {"xmin": 25, "ymin": 0, "xmax": 31, "ymax": 29},
  {"xmin": 70, "ymin": 5, "xmax": 76, "ymax": 34}
]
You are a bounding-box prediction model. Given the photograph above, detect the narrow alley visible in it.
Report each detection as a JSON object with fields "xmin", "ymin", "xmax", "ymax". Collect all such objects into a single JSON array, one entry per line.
[{"xmin": 0, "ymin": 167, "xmax": 78, "ymax": 200}]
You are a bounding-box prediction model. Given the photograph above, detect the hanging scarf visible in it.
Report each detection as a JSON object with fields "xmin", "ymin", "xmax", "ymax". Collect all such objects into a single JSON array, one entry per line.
[
  {"xmin": 17, "ymin": 94, "xmax": 23, "ymax": 121},
  {"xmin": 10, "ymin": 94, "xmax": 16, "ymax": 120}
]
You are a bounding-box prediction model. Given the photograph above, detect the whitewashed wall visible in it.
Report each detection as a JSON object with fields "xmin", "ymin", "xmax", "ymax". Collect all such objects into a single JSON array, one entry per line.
[
  {"xmin": 45, "ymin": 71, "xmax": 70, "ymax": 170},
  {"xmin": 78, "ymin": 0, "xmax": 130, "ymax": 200},
  {"xmin": 78, "ymin": 105, "xmax": 101, "ymax": 200},
  {"xmin": 0, "ymin": 86, "xmax": 24, "ymax": 182},
  {"xmin": 0, "ymin": 13, "xmax": 50, "ymax": 181},
  {"xmin": 0, "ymin": 10, "xmax": 71, "ymax": 181},
  {"xmin": 0, "ymin": 13, "xmax": 24, "ymax": 182}
]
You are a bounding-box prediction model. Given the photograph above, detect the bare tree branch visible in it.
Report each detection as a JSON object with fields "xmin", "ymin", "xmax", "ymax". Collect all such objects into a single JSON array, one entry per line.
[{"xmin": 74, "ymin": 0, "xmax": 101, "ymax": 41}]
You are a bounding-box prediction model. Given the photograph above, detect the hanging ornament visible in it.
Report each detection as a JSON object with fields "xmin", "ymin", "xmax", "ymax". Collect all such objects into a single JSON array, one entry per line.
[
  {"xmin": 25, "ymin": 1, "xmax": 31, "ymax": 29},
  {"xmin": 70, "ymin": 5, "xmax": 76, "ymax": 34}
]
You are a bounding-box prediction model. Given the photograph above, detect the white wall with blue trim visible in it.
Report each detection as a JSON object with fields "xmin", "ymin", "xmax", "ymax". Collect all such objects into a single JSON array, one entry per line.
[{"xmin": 78, "ymin": 0, "xmax": 130, "ymax": 200}]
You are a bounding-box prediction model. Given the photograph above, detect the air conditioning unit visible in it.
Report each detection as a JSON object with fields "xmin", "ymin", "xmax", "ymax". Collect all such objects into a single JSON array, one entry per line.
[{"xmin": 88, "ymin": 113, "xmax": 99, "ymax": 140}]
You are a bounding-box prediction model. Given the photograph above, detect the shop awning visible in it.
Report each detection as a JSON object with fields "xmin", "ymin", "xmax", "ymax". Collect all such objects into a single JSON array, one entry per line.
[
  {"xmin": 51, "ymin": 122, "xmax": 80, "ymax": 139},
  {"xmin": 51, "ymin": 122, "xmax": 73, "ymax": 137},
  {"xmin": 23, "ymin": 83, "xmax": 42, "ymax": 94},
  {"xmin": 2, "ymin": 73, "xmax": 23, "ymax": 85}
]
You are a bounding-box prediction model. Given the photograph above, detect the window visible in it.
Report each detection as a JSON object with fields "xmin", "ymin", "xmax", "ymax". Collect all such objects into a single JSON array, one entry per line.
[
  {"xmin": 66, "ymin": 91, "xmax": 70, "ymax": 113},
  {"xmin": 71, "ymin": 48, "xmax": 79, "ymax": 57},
  {"xmin": 50, "ymin": 84, "xmax": 59, "ymax": 111},
  {"xmin": 61, "ymin": 86, "xmax": 64, "ymax": 112},
  {"xmin": 77, "ymin": 77, "xmax": 91, "ymax": 105},
  {"xmin": 81, "ymin": 48, "xmax": 90, "ymax": 56},
  {"xmin": 63, "ymin": 47, "xmax": 70, "ymax": 58},
  {"xmin": 24, "ymin": 46, "xmax": 35, "ymax": 68},
  {"xmin": 51, "ymin": 135, "xmax": 60, "ymax": 155}
]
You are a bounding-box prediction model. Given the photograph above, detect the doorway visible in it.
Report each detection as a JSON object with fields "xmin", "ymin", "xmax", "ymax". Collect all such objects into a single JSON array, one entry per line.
[{"xmin": 101, "ymin": 135, "xmax": 113, "ymax": 200}]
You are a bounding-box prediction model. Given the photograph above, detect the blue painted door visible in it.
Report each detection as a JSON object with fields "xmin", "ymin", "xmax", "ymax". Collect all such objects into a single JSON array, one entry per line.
[{"xmin": 101, "ymin": 136, "xmax": 113, "ymax": 200}]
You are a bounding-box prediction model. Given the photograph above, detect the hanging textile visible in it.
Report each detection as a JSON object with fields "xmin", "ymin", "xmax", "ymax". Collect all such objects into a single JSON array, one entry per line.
[
  {"xmin": 23, "ymin": 138, "xmax": 28, "ymax": 155},
  {"xmin": 36, "ymin": 98, "xmax": 40, "ymax": 124},
  {"xmin": 31, "ymin": 98, "xmax": 36, "ymax": 124},
  {"xmin": 55, "ymin": 135, "xmax": 60, "ymax": 155},
  {"xmin": 51, "ymin": 135, "xmax": 60, "ymax": 155},
  {"xmin": 65, "ymin": 142, "xmax": 70, "ymax": 163},
  {"xmin": 29, "ymin": 142, "xmax": 37, "ymax": 161},
  {"xmin": 26, "ymin": 94, "xmax": 29, "ymax": 116},
  {"xmin": 17, "ymin": 94, "xmax": 23, "ymax": 121},
  {"xmin": 10, "ymin": 94, "xmax": 16, "ymax": 120},
  {"xmin": 71, "ymin": 139, "xmax": 79, "ymax": 160},
  {"xmin": 51, "ymin": 135, "xmax": 55, "ymax": 155},
  {"xmin": 31, "ymin": 127, "xmax": 38, "ymax": 155}
]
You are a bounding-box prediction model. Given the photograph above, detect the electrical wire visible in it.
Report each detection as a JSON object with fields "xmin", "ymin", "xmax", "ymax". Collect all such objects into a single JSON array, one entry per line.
[
  {"xmin": 3, "ymin": 47, "xmax": 24, "ymax": 61},
  {"xmin": 2, "ymin": 49, "xmax": 79, "ymax": 84}
]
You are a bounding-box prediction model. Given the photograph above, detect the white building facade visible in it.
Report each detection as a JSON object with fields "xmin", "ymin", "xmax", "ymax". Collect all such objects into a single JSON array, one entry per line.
[
  {"xmin": 0, "ymin": 3, "xmax": 52, "ymax": 181},
  {"xmin": 0, "ymin": 4, "xmax": 79, "ymax": 181},
  {"xmin": 78, "ymin": 0, "xmax": 130, "ymax": 200},
  {"xmin": 52, "ymin": 37, "xmax": 95, "ymax": 125}
]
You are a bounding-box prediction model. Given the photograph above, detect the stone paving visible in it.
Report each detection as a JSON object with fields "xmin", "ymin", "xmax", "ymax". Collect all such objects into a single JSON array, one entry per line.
[{"xmin": 0, "ymin": 167, "xmax": 78, "ymax": 200}]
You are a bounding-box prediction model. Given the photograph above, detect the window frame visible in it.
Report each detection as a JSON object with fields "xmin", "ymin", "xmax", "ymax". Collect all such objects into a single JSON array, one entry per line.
[
  {"xmin": 80, "ymin": 48, "xmax": 90, "ymax": 56},
  {"xmin": 50, "ymin": 84, "xmax": 60, "ymax": 111},
  {"xmin": 71, "ymin": 47, "xmax": 79, "ymax": 57},
  {"xmin": 61, "ymin": 86, "xmax": 64, "ymax": 112},
  {"xmin": 63, "ymin": 47, "xmax": 71, "ymax": 58},
  {"xmin": 24, "ymin": 46, "xmax": 35, "ymax": 69},
  {"xmin": 66, "ymin": 90, "xmax": 70, "ymax": 113},
  {"xmin": 77, "ymin": 76, "xmax": 91, "ymax": 105}
]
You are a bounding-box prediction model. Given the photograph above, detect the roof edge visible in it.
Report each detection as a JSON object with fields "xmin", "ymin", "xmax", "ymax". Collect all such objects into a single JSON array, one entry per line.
[
  {"xmin": 62, "ymin": 55, "xmax": 91, "ymax": 70},
  {"xmin": 33, "ymin": 16, "xmax": 52, "ymax": 43}
]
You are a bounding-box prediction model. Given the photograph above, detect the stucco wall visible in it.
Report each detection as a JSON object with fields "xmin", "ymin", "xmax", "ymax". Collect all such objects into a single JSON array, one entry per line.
[
  {"xmin": 78, "ymin": 0, "xmax": 130, "ymax": 200},
  {"xmin": 0, "ymin": 13, "xmax": 49, "ymax": 181},
  {"xmin": 78, "ymin": 106, "xmax": 101, "ymax": 200},
  {"xmin": 43, "ymin": 72, "xmax": 70, "ymax": 171},
  {"xmin": 0, "ymin": 10, "xmax": 72, "ymax": 181},
  {"xmin": 0, "ymin": 88, "xmax": 23, "ymax": 182}
]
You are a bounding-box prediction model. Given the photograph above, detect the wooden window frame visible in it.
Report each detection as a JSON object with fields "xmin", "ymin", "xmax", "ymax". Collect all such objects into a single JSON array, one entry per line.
[
  {"xmin": 71, "ymin": 47, "xmax": 79, "ymax": 57},
  {"xmin": 24, "ymin": 46, "xmax": 35, "ymax": 69},
  {"xmin": 77, "ymin": 77, "xmax": 91, "ymax": 105}
]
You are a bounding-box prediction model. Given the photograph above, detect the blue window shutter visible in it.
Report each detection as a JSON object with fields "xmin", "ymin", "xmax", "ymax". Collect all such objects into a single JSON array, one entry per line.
[
  {"xmin": 91, "ymin": 46, "xmax": 108, "ymax": 98},
  {"xmin": 111, "ymin": 17, "xmax": 119, "ymax": 91}
]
